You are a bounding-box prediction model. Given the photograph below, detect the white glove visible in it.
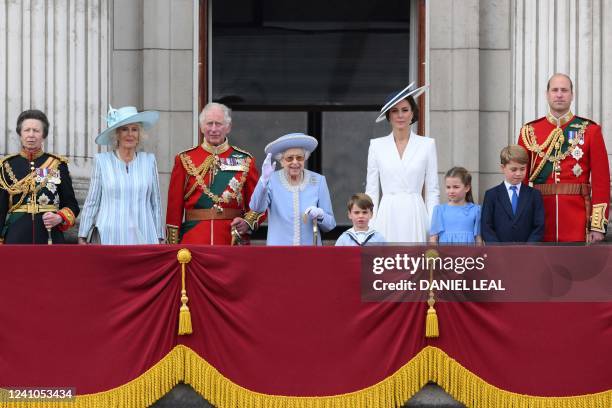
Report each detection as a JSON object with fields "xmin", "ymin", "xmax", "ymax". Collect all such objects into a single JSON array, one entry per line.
[
  {"xmin": 304, "ymin": 206, "xmax": 324, "ymax": 221},
  {"xmin": 261, "ymin": 153, "xmax": 276, "ymax": 184}
]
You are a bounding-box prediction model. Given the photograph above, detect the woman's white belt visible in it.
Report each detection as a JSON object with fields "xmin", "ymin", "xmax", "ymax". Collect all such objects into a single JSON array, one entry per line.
[{"xmin": 384, "ymin": 191, "xmax": 420, "ymax": 196}]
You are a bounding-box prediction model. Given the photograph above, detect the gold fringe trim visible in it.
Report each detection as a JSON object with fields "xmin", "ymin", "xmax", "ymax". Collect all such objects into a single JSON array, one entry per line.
[
  {"xmin": 184, "ymin": 346, "xmax": 612, "ymax": 408},
  {"xmin": 0, "ymin": 346, "xmax": 184, "ymax": 408},
  {"xmin": 1, "ymin": 346, "xmax": 611, "ymax": 407}
]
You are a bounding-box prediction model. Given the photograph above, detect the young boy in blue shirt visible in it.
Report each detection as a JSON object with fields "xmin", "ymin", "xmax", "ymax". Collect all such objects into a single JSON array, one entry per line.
[{"xmin": 335, "ymin": 193, "xmax": 386, "ymax": 246}]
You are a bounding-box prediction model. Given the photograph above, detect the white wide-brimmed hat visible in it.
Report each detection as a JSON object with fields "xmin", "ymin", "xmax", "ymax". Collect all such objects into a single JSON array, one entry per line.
[
  {"xmin": 95, "ymin": 105, "xmax": 160, "ymax": 145},
  {"xmin": 375, "ymin": 82, "xmax": 429, "ymax": 123},
  {"xmin": 264, "ymin": 133, "xmax": 318, "ymax": 156}
]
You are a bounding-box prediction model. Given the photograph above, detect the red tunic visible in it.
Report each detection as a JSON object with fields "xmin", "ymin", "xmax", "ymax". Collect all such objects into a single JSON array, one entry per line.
[
  {"xmin": 518, "ymin": 113, "xmax": 610, "ymax": 242},
  {"xmin": 165, "ymin": 140, "xmax": 264, "ymax": 245}
]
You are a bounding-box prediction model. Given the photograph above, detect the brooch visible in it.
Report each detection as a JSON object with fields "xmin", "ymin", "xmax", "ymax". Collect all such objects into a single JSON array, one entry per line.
[
  {"xmin": 571, "ymin": 146, "xmax": 584, "ymax": 161},
  {"xmin": 572, "ymin": 163, "xmax": 583, "ymax": 177},
  {"xmin": 46, "ymin": 182, "xmax": 57, "ymax": 194},
  {"xmin": 37, "ymin": 193, "xmax": 50, "ymax": 206}
]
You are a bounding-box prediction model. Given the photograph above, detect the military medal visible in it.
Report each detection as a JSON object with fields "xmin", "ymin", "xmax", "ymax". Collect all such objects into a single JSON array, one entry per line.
[
  {"xmin": 37, "ymin": 193, "xmax": 50, "ymax": 206},
  {"xmin": 571, "ymin": 146, "xmax": 584, "ymax": 161},
  {"xmin": 46, "ymin": 182, "xmax": 57, "ymax": 194},
  {"xmin": 48, "ymin": 169, "xmax": 61, "ymax": 184},
  {"xmin": 572, "ymin": 163, "xmax": 583, "ymax": 177},
  {"xmin": 219, "ymin": 157, "xmax": 247, "ymax": 171},
  {"xmin": 35, "ymin": 167, "xmax": 48, "ymax": 182}
]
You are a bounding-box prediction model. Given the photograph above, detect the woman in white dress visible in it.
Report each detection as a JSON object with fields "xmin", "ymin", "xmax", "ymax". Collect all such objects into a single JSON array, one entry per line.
[
  {"xmin": 365, "ymin": 83, "xmax": 439, "ymax": 243},
  {"xmin": 78, "ymin": 106, "xmax": 165, "ymax": 244}
]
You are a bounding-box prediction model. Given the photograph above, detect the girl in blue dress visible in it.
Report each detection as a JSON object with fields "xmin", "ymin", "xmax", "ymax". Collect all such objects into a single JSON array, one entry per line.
[{"xmin": 429, "ymin": 167, "xmax": 482, "ymax": 244}]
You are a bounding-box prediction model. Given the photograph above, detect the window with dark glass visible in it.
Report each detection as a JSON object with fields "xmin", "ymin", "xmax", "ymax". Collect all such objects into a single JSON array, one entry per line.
[{"xmin": 213, "ymin": 0, "xmax": 411, "ymax": 106}]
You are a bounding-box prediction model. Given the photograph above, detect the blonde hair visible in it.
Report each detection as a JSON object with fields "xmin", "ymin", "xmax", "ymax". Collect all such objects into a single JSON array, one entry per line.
[
  {"xmin": 500, "ymin": 145, "xmax": 528, "ymax": 165},
  {"xmin": 109, "ymin": 123, "xmax": 147, "ymax": 148}
]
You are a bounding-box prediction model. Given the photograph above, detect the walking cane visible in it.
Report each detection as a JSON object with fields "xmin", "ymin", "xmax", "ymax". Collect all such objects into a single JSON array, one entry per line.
[
  {"xmin": 303, "ymin": 213, "xmax": 319, "ymax": 246},
  {"xmin": 231, "ymin": 226, "xmax": 243, "ymax": 246},
  {"xmin": 312, "ymin": 219, "xmax": 319, "ymax": 246}
]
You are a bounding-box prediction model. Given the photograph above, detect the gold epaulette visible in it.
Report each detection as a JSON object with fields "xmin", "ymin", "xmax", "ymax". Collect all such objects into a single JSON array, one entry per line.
[
  {"xmin": 177, "ymin": 145, "xmax": 199, "ymax": 156},
  {"xmin": 524, "ymin": 116, "xmax": 547, "ymax": 126},
  {"xmin": 574, "ymin": 116, "xmax": 598, "ymax": 126},
  {"xmin": 47, "ymin": 153, "xmax": 69, "ymax": 164},
  {"xmin": 0, "ymin": 153, "xmax": 19, "ymax": 166},
  {"xmin": 231, "ymin": 146, "xmax": 253, "ymax": 157}
]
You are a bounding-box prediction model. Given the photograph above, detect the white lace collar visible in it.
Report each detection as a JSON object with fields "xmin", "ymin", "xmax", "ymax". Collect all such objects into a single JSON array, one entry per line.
[{"xmin": 279, "ymin": 169, "xmax": 311, "ymax": 192}]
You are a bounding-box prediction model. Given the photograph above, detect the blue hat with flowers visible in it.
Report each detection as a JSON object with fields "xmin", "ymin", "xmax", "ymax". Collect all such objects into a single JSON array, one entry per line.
[
  {"xmin": 375, "ymin": 82, "xmax": 429, "ymax": 123},
  {"xmin": 95, "ymin": 105, "xmax": 160, "ymax": 145}
]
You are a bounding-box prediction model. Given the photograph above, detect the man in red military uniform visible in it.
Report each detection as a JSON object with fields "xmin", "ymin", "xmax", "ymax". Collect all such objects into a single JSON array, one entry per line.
[
  {"xmin": 166, "ymin": 103, "xmax": 264, "ymax": 244},
  {"xmin": 518, "ymin": 73, "xmax": 610, "ymax": 242}
]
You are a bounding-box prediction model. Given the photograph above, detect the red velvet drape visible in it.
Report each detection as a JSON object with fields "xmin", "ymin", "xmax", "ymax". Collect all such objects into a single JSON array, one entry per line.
[{"xmin": 0, "ymin": 246, "xmax": 610, "ymax": 397}]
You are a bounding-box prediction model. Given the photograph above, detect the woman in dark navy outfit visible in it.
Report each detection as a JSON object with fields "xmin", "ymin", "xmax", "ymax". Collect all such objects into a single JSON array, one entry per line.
[{"xmin": 0, "ymin": 110, "xmax": 80, "ymax": 244}]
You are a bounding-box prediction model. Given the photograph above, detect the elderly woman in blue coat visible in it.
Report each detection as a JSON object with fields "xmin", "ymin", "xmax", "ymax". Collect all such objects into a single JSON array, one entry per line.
[{"xmin": 249, "ymin": 133, "xmax": 335, "ymax": 245}]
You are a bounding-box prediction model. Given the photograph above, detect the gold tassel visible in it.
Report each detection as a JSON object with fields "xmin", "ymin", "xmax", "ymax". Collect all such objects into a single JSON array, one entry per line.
[
  {"xmin": 424, "ymin": 249, "xmax": 440, "ymax": 338},
  {"xmin": 425, "ymin": 302, "xmax": 439, "ymax": 338},
  {"xmin": 177, "ymin": 248, "xmax": 193, "ymax": 335},
  {"xmin": 179, "ymin": 303, "xmax": 192, "ymax": 335}
]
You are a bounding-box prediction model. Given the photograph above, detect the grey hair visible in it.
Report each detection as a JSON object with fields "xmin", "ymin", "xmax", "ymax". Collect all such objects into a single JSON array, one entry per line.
[
  {"xmin": 199, "ymin": 102, "xmax": 232, "ymax": 126},
  {"xmin": 275, "ymin": 148, "xmax": 310, "ymax": 162},
  {"xmin": 109, "ymin": 123, "xmax": 147, "ymax": 148}
]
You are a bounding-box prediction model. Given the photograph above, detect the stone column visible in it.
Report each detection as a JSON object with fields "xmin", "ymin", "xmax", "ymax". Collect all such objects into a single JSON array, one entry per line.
[
  {"xmin": 429, "ymin": 0, "xmax": 480, "ymax": 199},
  {"xmin": 479, "ymin": 0, "xmax": 513, "ymax": 194},
  {"xmin": 0, "ymin": 0, "xmax": 110, "ymax": 178},
  {"xmin": 111, "ymin": 0, "xmax": 197, "ymax": 216}
]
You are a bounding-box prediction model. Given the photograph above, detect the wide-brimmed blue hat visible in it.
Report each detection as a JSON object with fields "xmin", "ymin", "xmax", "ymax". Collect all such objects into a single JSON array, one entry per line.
[
  {"xmin": 375, "ymin": 82, "xmax": 429, "ymax": 123},
  {"xmin": 264, "ymin": 133, "xmax": 318, "ymax": 156},
  {"xmin": 95, "ymin": 105, "xmax": 160, "ymax": 145}
]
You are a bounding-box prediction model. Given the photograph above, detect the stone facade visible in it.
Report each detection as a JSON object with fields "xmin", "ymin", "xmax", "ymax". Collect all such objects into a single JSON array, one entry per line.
[{"xmin": 2, "ymin": 0, "xmax": 611, "ymax": 212}]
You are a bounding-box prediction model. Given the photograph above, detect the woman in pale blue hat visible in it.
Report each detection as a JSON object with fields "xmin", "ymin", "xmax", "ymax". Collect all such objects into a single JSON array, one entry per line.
[
  {"xmin": 249, "ymin": 133, "xmax": 336, "ymax": 245},
  {"xmin": 365, "ymin": 83, "xmax": 439, "ymax": 243},
  {"xmin": 78, "ymin": 106, "xmax": 165, "ymax": 244}
]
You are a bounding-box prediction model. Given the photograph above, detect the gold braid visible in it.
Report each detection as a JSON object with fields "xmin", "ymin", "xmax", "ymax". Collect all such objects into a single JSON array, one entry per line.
[
  {"xmin": 520, "ymin": 122, "xmax": 587, "ymax": 183},
  {"xmin": 180, "ymin": 154, "xmax": 216, "ymax": 200},
  {"xmin": 0, "ymin": 157, "xmax": 60, "ymax": 212},
  {"xmin": 179, "ymin": 152, "xmax": 251, "ymax": 205},
  {"xmin": 521, "ymin": 125, "xmax": 564, "ymax": 182}
]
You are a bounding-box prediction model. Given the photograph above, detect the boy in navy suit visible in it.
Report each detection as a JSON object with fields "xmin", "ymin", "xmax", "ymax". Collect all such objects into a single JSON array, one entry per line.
[{"xmin": 481, "ymin": 145, "xmax": 545, "ymax": 242}]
